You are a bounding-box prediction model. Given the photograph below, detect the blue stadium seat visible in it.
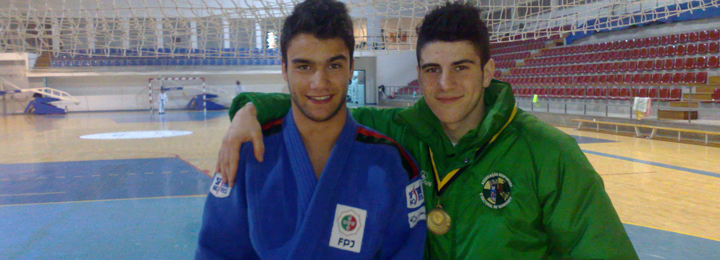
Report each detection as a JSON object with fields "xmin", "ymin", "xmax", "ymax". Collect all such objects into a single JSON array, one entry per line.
[
  {"xmin": 91, "ymin": 60, "xmax": 99, "ymax": 66},
  {"xmin": 99, "ymin": 60, "xmax": 108, "ymax": 66},
  {"xmin": 261, "ymin": 59, "xmax": 269, "ymax": 65},
  {"xmin": 169, "ymin": 59, "xmax": 178, "ymax": 66},
  {"xmin": 238, "ymin": 59, "xmax": 247, "ymax": 65},
  {"xmin": 201, "ymin": 59, "xmax": 209, "ymax": 66}
]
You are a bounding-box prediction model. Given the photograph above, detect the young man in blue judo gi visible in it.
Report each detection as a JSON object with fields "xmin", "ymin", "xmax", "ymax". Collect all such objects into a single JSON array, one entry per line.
[{"xmin": 194, "ymin": 0, "xmax": 427, "ymax": 259}]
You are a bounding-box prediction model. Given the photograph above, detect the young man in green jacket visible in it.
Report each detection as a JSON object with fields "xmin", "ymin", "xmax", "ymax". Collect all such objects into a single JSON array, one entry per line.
[{"xmin": 215, "ymin": 2, "xmax": 638, "ymax": 259}]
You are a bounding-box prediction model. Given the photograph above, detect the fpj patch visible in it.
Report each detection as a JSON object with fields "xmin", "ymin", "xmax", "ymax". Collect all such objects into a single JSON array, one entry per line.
[
  {"xmin": 406, "ymin": 179, "xmax": 425, "ymax": 208},
  {"xmin": 480, "ymin": 172, "xmax": 513, "ymax": 209},
  {"xmin": 209, "ymin": 173, "xmax": 231, "ymax": 198},
  {"xmin": 330, "ymin": 204, "xmax": 367, "ymax": 253}
]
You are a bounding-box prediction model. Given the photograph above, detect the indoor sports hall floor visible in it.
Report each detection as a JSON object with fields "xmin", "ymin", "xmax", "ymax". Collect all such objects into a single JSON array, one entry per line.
[{"xmin": 1, "ymin": 110, "xmax": 718, "ymax": 259}]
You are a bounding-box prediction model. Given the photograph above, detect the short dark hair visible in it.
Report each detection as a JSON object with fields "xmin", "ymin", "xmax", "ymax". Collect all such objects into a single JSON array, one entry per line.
[
  {"xmin": 416, "ymin": 2, "xmax": 490, "ymax": 67},
  {"xmin": 280, "ymin": 0, "xmax": 354, "ymax": 66}
]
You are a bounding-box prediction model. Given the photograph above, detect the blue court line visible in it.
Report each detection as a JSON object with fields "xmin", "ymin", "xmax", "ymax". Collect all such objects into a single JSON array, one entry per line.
[
  {"xmin": 0, "ymin": 196, "xmax": 206, "ymax": 259},
  {"xmin": 623, "ymin": 223, "xmax": 720, "ymax": 259},
  {"xmin": 582, "ymin": 150, "xmax": 720, "ymax": 179},
  {"xmin": 43, "ymin": 110, "xmax": 227, "ymax": 123},
  {"xmin": 569, "ymin": 135, "xmax": 616, "ymax": 144},
  {"xmin": 0, "ymin": 158, "xmax": 212, "ymax": 205}
]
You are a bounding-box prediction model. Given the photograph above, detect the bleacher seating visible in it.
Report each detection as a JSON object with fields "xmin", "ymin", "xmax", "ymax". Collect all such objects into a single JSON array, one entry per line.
[
  {"xmin": 49, "ymin": 47, "xmax": 281, "ymax": 67},
  {"xmin": 503, "ymin": 28, "xmax": 720, "ymax": 103}
]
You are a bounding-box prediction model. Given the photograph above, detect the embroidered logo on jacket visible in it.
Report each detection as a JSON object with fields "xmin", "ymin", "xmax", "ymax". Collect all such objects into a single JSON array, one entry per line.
[
  {"xmin": 406, "ymin": 179, "xmax": 425, "ymax": 208},
  {"xmin": 420, "ymin": 170, "xmax": 433, "ymax": 187},
  {"xmin": 479, "ymin": 172, "xmax": 513, "ymax": 209},
  {"xmin": 330, "ymin": 204, "xmax": 366, "ymax": 253}
]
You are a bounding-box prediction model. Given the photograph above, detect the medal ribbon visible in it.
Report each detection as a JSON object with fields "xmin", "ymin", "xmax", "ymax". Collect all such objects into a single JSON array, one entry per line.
[{"xmin": 428, "ymin": 106, "xmax": 517, "ymax": 197}]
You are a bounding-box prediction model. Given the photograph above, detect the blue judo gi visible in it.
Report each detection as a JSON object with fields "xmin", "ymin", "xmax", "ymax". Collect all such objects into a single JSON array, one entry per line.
[{"xmin": 196, "ymin": 110, "xmax": 427, "ymax": 260}]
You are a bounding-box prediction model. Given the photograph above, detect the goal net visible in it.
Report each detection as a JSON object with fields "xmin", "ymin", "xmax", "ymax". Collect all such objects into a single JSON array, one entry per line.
[
  {"xmin": 148, "ymin": 77, "xmax": 206, "ymax": 112},
  {"xmin": 1, "ymin": 0, "xmax": 718, "ymax": 57}
]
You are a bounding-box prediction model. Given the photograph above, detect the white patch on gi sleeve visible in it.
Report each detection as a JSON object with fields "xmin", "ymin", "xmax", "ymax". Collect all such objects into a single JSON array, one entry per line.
[
  {"xmin": 406, "ymin": 179, "xmax": 425, "ymax": 208},
  {"xmin": 408, "ymin": 207, "xmax": 426, "ymax": 228},
  {"xmin": 209, "ymin": 173, "xmax": 231, "ymax": 198},
  {"xmin": 329, "ymin": 204, "xmax": 366, "ymax": 253}
]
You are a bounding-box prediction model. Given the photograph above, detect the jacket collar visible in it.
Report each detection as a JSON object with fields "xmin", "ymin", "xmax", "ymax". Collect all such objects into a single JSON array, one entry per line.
[{"xmin": 397, "ymin": 79, "xmax": 517, "ymax": 153}]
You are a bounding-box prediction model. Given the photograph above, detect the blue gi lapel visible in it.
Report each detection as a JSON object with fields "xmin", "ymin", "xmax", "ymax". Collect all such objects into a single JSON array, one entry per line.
[
  {"xmin": 285, "ymin": 109, "xmax": 358, "ymax": 257},
  {"xmin": 282, "ymin": 110, "xmax": 319, "ymax": 211},
  {"xmin": 282, "ymin": 109, "xmax": 358, "ymax": 212}
]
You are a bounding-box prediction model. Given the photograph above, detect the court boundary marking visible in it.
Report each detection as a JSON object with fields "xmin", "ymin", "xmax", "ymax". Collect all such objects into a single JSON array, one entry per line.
[
  {"xmin": 582, "ymin": 150, "xmax": 720, "ymax": 179},
  {"xmin": 622, "ymin": 221, "xmax": 720, "ymax": 243},
  {"xmin": 0, "ymin": 194, "xmax": 206, "ymax": 208}
]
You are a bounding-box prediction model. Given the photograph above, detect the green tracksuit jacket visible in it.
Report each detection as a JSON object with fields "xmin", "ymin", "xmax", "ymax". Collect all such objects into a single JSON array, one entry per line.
[{"xmin": 228, "ymin": 79, "xmax": 638, "ymax": 260}]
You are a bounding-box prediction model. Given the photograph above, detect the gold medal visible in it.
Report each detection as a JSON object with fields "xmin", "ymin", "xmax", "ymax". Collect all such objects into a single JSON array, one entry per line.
[{"xmin": 426, "ymin": 204, "xmax": 451, "ymax": 235}]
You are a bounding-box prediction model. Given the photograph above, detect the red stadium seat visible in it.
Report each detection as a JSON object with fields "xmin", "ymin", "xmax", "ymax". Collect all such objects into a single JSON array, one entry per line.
[
  {"xmin": 687, "ymin": 44, "xmax": 697, "ymax": 55},
  {"xmin": 640, "ymin": 48, "xmax": 649, "ymax": 58},
  {"xmin": 695, "ymin": 72, "xmax": 708, "ymax": 85},
  {"xmin": 576, "ymin": 88, "xmax": 586, "ymax": 99},
  {"xmin": 623, "ymin": 74, "xmax": 633, "ymax": 85},
  {"xmin": 710, "ymin": 29, "xmax": 720, "ymax": 40},
  {"xmin": 670, "ymin": 34, "xmax": 679, "ymax": 44},
  {"xmin": 672, "ymin": 73, "xmax": 683, "ymax": 84},
  {"xmin": 654, "ymin": 60, "xmax": 664, "ymax": 71},
  {"xmin": 651, "ymin": 36, "xmax": 660, "ymax": 46},
  {"xmin": 608, "ymin": 88, "xmax": 619, "ymax": 100},
  {"xmin": 661, "ymin": 35, "xmax": 670, "ymax": 45},
  {"xmin": 649, "ymin": 88, "xmax": 659, "ymax": 101},
  {"xmin": 648, "ymin": 47, "xmax": 657, "ymax": 58},
  {"xmin": 699, "ymin": 30, "xmax": 709, "ymax": 41},
  {"xmin": 628, "ymin": 61, "xmax": 637, "ymax": 72},
  {"xmin": 661, "ymin": 73, "xmax": 672, "ymax": 85},
  {"xmin": 651, "ymin": 74, "xmax": 662, "ymax": 85},
  {"xmin": 612, "ymin": 62, "xmax": 621, "ymax": 73},
  {"xmin": 614, "ymin": 74, "xmax": 624, "ymax": 85},
  {"xmin": 639, "ymin": 88, "xmax": 649, "ymax": 98},
  {"xmin": 709, "ymin": 42, "xmax": 719, "ymax": 53},
  {"xmin": 619, "ymin": 62, "xmax": 628, "ymax": 72},
  {"xmin": 667, "ymin": 45, "xmax": 677, "ymax": 57},
  {"xmin": 689, "ymin": 32, "xmax": 698, "ymax": 42},
  {"xmin": 643, "ymin": 38, "xmax": 653, "ymax": 47},
  {"xmin": 696, "ymin": 56, "xmax": 708, "ymax": 69},
  {"xmin": 664, "ymin": 59, "xmax": 674, "ymax": 70},
  {"xmin": 603, "ymin": 63, "xmax": 613, "ymax": 73},
  {"xmin": 619, "ymin": 88, "xmax": 630, "ymax": 100},
  {"xmin": 645, "ymin": 60, "xmax": 654, "ymax": 71},
  {"xmin": 595, "ymin": 88, "xmax": 606, "ymax": 99},
  {"xmin": 674, "ymin": 58, "xmax": 685, "ymax": 70},
  {"xmin": 709, "ymin": 56, "xmax": 720, "ymax": 68},
  {"xmin": 685, "ymin": 58, "xmax": 695, "ymax": 69},
  {"xmin": 659, "ymin": 88, "xmax": 670, "ymax": 101},
  {"xmin": 683, "ymin": 72, "xmax": 695, "ymax": 85},
  {"xmin": 631, "ymin": 88, "xmax": 639, "ymax": 98},
  {"xmin": 676, "ymin": 44, "xmax": 686, "ymax": 56},
  {"xmin": 632, "ymin": 74, "xmax": 642, "ymax": 85},
  {"xmin": 631, "ymin": 49, "xmax": 640, "ymax": 59},
  {"xmin": 669, "ymin": 88, "xmax": 682, "ymax": 101},
  {"xmin": 599, "ymin": 75, "xmax": 608, "ymax": 86},
  {"xmin": 698, "ymin": 43, "xmax": 708, "ymax": 54},
  {"xmin": 713, "ymin": 89, "xmax": 720, "ymax": 101},
  {"xmin": 679, "ymin": 33, "xmax": 689, "ymax": 43},
  {"xmin": 657, "ymin": 46, "xmax": 667, "ymax": 57},
  {"xmin": 641, "ymin": 74, "xmax": 652, "ymax": 85}
]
